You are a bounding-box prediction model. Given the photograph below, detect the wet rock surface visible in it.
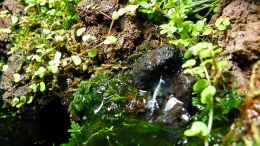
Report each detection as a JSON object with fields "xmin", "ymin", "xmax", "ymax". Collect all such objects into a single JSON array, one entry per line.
[
  {"xmin": 132, "ymin": 45, "xmax": 195, "ymax": 127},
  {"xmin": 132, "ymin": 45, "xmax": 184, "ymax": 90},
  {"xmin": 155, "ymin": 95, "xmax": 191, "ymax": 128}
]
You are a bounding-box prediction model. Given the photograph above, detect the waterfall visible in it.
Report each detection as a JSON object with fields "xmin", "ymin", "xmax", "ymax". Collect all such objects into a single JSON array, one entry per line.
[{"xmin": 146, "ymin": 77, "xmax": 165, "ymax": 116}]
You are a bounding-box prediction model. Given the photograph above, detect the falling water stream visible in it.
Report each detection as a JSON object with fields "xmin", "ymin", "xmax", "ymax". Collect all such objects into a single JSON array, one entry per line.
[{"xmin": 146, "ymin": 77, "xmax": 165, "ymax": 116}]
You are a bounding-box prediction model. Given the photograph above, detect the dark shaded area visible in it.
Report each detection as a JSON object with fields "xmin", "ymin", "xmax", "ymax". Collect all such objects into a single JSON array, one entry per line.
[
  {"xmin": 81, "ymin": 119, "xmax": 182, "ymax": 146},
  {"xmin": 232, "ymin": 51, "xmax": 259, "ymax": 70},
  {"xmin": 0, "ymin": 98, "xmax": 70, "ymax": 146}
]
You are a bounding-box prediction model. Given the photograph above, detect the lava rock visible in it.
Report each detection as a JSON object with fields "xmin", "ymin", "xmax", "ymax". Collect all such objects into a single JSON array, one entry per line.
[
  {"xmin": 132, "ymin": 45, "xmax": 183, "ymax": 90},
  {"xmin": 156, "ymin": 95, "xmax": 190, "ymax": 128},
  {"xmin": 132, "ymin": 45, "xmax": 196, "ymax": 127},
  {"xmin": 170, "ymin": 72, "xmax": 196, "ymax": 110}
]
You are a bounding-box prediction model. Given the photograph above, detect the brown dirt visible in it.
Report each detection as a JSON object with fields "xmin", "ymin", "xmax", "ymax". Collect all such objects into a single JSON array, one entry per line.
[
  {"xmin": 75, "ymin": 0, "xmax": 163, "ymax": 63},
  {"xmin": 77, "ymin": 0, "xmax": 117, "ymax": 25},
  {"xmin": 218, "ymin": 0, "xmax": 260, "ymax": 60},
  {"xmin": 218, "ymin": 0, "xmax": 260, "ymax": 93}
]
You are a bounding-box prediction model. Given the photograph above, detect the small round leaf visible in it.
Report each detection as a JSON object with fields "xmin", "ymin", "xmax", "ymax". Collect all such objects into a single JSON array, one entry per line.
[
  {"xmin": 11, "ymin": 97, "xmax": 19, "ymax": 107},
  {"xmin": 71, "ymin": 55, "xmax": 82, "ymax": 66},
  {"xmin": 88, "ymin": 49, "xmax": 97, "ymax": 58},
  {"xmin": 112, "ymin": 11, "xmax": 120, "ymax": 20},
  {"xmin": 200, "ymin": 85, "xmax": 216, "ymax": 104},
  {"xmin": 39, "ymin": 82, "xmax": 46, "ymax": 92},
  {"xmin": 182, "ymin": 59, "xmax": 196, "ymax": 68},
  {"xmin": 193, "ymin": 79, "xmax": 209, "ymax": 93},
  {"xmin": 76, "ymin": 27, "xmax": 86, "ymax": 37},
  {"xmin": 184, "ymin": 121, "xmax": 209, "ymax": 137},
  {"xmin": 13, "ymin": 73, "xmax": 21, "ymax": 83},
  {"xmin": 184, "ymin": 48, "xmax": 193, "ymax": 59},
  {"xmin": 103, "ymin": 36, "xmax": 118, "ymax": 45}
]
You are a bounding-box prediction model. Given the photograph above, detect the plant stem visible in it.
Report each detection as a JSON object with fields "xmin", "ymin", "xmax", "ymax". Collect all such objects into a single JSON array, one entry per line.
[
  {"xmin": 204, "ymin": 138, "xmax": 209, "ymax": 146},
  {"xmin": 203, "ymin": 66, "xmax": 214, "ymax": 146},
  {"xmin": 203, "ymin": 66, "xmax": 211, "ymax": 85},
  {"xmin": 208, "ymin": 102, "xmax": 214, "ymax": 132},
  {"xmin": 108, "ymin": 20, "xmax": 114, "ymax": 35},
  {"xmin": 204, "ymin": 101, "xmax": 214, "ymax": 146}
]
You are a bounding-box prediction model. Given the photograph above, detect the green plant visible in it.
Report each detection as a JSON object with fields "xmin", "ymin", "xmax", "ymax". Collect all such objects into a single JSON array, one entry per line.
[
  {"xmin": 6, "ymin": 0, "xmax": 95, "ymax": 107},
  {"xmin": 64, "ymin": 71, "xmax": 184, "ymax": 146},
  {"xmin": 129, "ymin": 0, "xmax": 218, "ymax": 46},
  {"xmin": 124, "ymin": 1, "xmax": 240, "ymax": 145},
  {"xmin": 182, "ymin": 41, "xmax": 243, "ymax": 145},
  {"xmin": 69, "ymin": 71, "xmax": 135, "ymax": 115},
  {"xmin": 215, "ymin": 16, "xmax": 230, "ymax": 31}
]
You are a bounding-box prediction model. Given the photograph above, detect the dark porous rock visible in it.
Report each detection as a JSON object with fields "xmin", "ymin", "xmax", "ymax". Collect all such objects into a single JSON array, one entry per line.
[
  {"xmin": 132, "ymin": 45, "xmax": 183, "ymax": 90},
  {"xmin": 156, "ymin": 95, "xmax": 190, "ymax": 128},
  {"xmin": 156, "ymin": 73, "xmax": 195, "ymax": 128},
  {"xmin": 171, "ymin": 72, "xmax": 196, "ymax": 109},
  {"xmin": 132, "ymin": 45, "xmax": 196, "ymax": 127}
]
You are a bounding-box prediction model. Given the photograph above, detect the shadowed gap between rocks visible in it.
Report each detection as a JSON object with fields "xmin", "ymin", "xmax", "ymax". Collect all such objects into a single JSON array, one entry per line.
[{"xmin": 0, "ymin": 97, "xmax": 70, "ymax": 146}]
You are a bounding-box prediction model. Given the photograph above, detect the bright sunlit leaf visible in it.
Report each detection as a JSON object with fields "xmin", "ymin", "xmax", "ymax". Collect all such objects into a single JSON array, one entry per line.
[
  {"xmin": 103, "ymin": 36, "xmax": 118, "ymax": 45},
  {"xmin": 71, "ymin": 55, "xmax": 82, "ymax": 66},
  {"xmin": 193, "ymin": 79, "xmax": 209, "ymax": 93},
  {"xmin": 39, "ymin": 81, "xmax": 46, "ymax": 92},
  {"xmin": 184, "ymin": 121, "xmax": 209, "ymax": 137},
  {"xmin": 13, "ymin": 73, "xmax": 21, "ymax": 83},
  {"xmin": 201, "ymin": 85, "xmax": 216, "ymax": 104},
  {"xmin": 182, "ymin": 59, "xmax": 196, "ymax": 68}
]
